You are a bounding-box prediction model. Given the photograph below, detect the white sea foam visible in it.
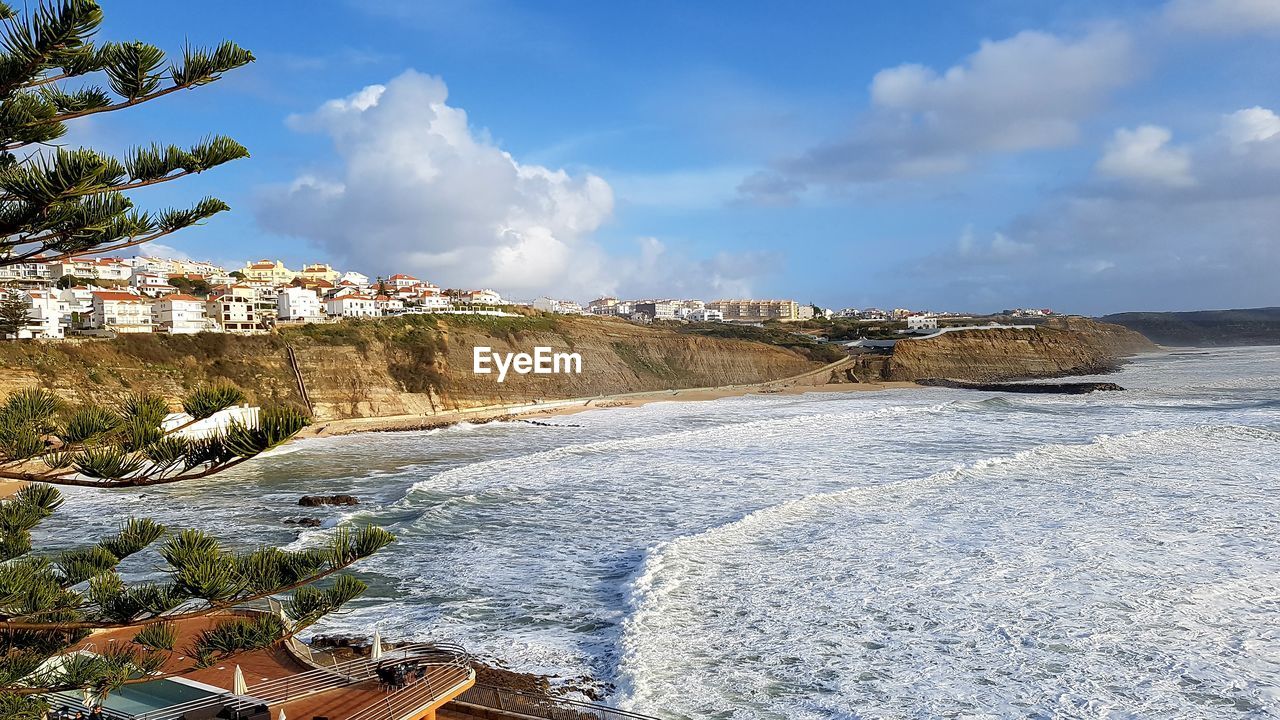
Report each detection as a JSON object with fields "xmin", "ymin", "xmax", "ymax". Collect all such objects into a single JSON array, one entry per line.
[{"xmin": 33, "ymin": 346, "xmax": 1280, "ymax": 718}]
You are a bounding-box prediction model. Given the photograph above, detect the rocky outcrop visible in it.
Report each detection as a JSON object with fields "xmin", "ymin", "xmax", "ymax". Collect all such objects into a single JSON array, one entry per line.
[
  {"xmin": 855, "ymin": 317, "xmax": 1155, "ymax": 383},
  {"xmin": 299, "ymin": 495, "xmax": 359, "ymax": 507},
  {"xmin": 916, "ymin": 379, "xmax": 1125, "ymax": 394}
]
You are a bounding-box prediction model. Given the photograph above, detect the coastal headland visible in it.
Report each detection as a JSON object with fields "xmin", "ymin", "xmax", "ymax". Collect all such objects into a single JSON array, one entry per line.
[{"xmin": 0, "ymin": 313, "xmax": 1154, "ymax": 436}]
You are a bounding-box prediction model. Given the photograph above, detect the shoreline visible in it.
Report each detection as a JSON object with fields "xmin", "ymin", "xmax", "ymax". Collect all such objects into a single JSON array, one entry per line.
[{"xmin": 298, "ymin": 380, "xmax": 922, "ymax": 438}]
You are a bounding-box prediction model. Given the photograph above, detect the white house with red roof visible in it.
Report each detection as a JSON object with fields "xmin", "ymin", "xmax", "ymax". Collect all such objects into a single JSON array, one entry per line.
[
  {"xmin": 387, "ymin": 273, "xmax": 419, "ymax": 290},
  {"xmin": 15, "ymin": 290, "xmax": 68, "ymax": 339},
  {"xmin": 457, "ymin": 289, "xmax": 502, "ymax": 305},
  {"xmin": 130, "ymin": 272, "xmax": 176, "ymax": 298},
  {"xmin": 324, "ymin": 294, "xmax": 378, "ymax": 318},
  {"xmin": 89, "ymin": 291, "xmax": 152, "ymax": 333},
  {"xmin": 373, "ymin": 295, "xmax": 404, "ymax": 314}
]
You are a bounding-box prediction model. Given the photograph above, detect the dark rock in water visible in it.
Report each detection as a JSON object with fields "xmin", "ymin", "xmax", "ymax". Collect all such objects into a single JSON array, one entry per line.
[
  {"xmin": 283, "ymin": 516, "xmax": 323, "ymax": 527},
  {"xmin": 918, "ymin": 378, "xmax": 1124, "ymax": 394},
  {"xmin": 299, "ymin": 494, "xmax": 359, "ymax": 507}
]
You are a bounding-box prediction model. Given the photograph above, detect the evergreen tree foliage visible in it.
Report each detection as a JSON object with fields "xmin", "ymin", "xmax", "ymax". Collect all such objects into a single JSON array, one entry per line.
[
  {"xmin": 0, "ymin": 3, "xmax": 392, "ymax": 714},
  {"xmin": 0, "ymin": 290, "xmax": 30, "ymax": 336}
]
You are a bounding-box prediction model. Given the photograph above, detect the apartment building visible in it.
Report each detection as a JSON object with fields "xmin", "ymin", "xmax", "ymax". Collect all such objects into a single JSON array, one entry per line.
[
  {"xmin": 276, "ymin": 287, "xmax": 323, "ymax": 322},
  {"xmin": 707, "ymin": 299, "xmax": 802, "ymax": 323},
  {"xmin": 0, "ymin": 261, "xmax": 54, "ymax": 288},
  {"xmin": 22, "ymin": 290, "xmax": 69, "ymax": 338},
  {"xmin": 206, "ymin": 290, "xmax": 257, "ymax": 333},
  {"xmin": 298, "ymin": 263, "xmax": 340, "ymax": 285},
  {"xmin": 153, "ymin": 295, "xmax": 209, "ymax": 334},
  {"xmin": 90, "ymin": 291, "xmax": 152, "ymax": 333},
  {"xmin": 241, "ymin": 260, "xmax": 296, "ymax": 285}
]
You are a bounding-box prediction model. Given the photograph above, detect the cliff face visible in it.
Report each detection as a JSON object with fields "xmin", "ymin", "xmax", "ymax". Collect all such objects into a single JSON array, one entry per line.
[
  {"xmin": 0, "ymin": 315, "xmax": 817, "ymax": 421},
  {"xmin": 864, "ymin": 317, "xmax": 1157, "ymax": 383},
  {"xmin": 288, "ymin": 316, "xmax": 818, "ymax": 419}
]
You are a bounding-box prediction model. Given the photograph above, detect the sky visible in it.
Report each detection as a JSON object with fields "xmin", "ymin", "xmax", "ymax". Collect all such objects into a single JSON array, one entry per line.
[{"xmin": 80, "ymin": 0, "xmax": 1280, "ymax": 314}]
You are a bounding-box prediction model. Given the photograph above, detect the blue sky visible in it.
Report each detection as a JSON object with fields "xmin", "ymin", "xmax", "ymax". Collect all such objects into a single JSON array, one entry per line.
[{"xmin": 84, "ymin": 0, "xmax": 1279, "ymax": 314}]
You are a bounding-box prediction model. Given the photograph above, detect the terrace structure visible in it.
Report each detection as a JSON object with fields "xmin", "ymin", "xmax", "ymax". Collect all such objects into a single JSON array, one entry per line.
[
  {"xmin": 42, "ymin": 609, "xmax": 663, "ymax": 720},
  {"xmin": 44, "ymin": 609, "xmax": 475, "ymax": 720}
]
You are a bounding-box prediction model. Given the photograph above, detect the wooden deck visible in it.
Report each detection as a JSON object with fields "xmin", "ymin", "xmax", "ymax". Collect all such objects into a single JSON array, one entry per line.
[
  {"xmin": 272, "ymin": 667, "xmax": 473, "ymax": 720},
  {"xmin": 79, "ymin": 611, "xmax": 475, "ymax": 720}
]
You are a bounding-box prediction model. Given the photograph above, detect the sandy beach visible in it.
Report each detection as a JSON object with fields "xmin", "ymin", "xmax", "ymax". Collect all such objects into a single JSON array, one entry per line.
[{"xmin": 300, "ymin": 379, "xmax": 921, "ymax": 438}]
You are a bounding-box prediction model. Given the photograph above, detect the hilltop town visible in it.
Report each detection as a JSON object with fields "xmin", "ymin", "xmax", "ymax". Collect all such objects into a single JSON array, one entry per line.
[{"xmin": 0, "ymin": 255, "xmax": 1059, "ymax": 339}]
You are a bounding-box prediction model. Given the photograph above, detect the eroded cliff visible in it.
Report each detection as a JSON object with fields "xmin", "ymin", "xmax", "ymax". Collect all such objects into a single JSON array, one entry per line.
[
  {"xmin": 857, "ymin": 317, "xmax": 1157, "ymax": 383},
  {"xmin": 0, "ymin": 314, "xmax": 818, "ymax": 420}
]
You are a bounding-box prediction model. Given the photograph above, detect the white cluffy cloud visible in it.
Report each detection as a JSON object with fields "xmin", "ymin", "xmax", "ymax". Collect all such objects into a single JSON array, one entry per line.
[
  {"xmin": 739, "ymin": 28, "xmax": 1134, "ymax": 203},
  {"xmin": 920, "ymin": 106, "xmax": 1280, "ymax": 312},
  {"xmin": 259, "ymin": 71, "xmax": 617, "ymax": 299},
  {"xmin": 1219, "ymin": 106, "xmax": 1280, "ymax": 149},
  {"xmin": 1164, "ymin": 0, "xmax": 1280, "ymax": 35},
  {"xmin": 1096, "ymin": 125, "xmax": 1194, "ymax": 187},
  {"xmin": 868, "ymin": 29, "xmax": 1132, "ymax": 153}
]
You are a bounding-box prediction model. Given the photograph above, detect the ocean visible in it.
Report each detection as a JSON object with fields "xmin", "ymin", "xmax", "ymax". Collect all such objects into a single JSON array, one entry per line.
[{"xmin": 37, "ymin": 346, "xmax": 1280, "ymax": 719}]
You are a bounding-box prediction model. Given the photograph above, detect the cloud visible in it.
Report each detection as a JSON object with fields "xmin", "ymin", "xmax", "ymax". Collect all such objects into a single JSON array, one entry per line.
[
  {"xmin": 913, "ymin": 107, "xmax": 1280, "ymax": 313},
  {"xmin": 610, "ymin": 238, "xmax": 782, "ymax": 300},
  {"xmin": 256, "ymin": 71, "xmax": 613, "ymax": 299},
  {"xmin": 1164, "ymin": 0, "xmax": 1280, "ymax": 35},
  {"xmin": 739, "ymin": 28, "xmax": 1134, "ymax": 203},
  {"xmin": 1220, "ymin": 106, "xmax": 1280, "ymax": 149},
  {"xmin": 256, "ymin": 71, "xmax": 774, "ymax": 300},
  {"xmin": 1096, "ymin": 125, "xmax": 1194, "ymax": 187}
]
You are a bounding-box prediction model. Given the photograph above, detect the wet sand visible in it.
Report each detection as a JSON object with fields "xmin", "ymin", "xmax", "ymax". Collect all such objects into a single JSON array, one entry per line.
[{"xmin": 300, "ymin": 380, "xmax": 921, "ymax": 438}]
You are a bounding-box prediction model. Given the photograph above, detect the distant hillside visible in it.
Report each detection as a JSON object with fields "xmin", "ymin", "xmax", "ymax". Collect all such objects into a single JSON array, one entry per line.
[{"xmin": 1099, "ymin": 308, "xmax": 1280, "ymax": 347}]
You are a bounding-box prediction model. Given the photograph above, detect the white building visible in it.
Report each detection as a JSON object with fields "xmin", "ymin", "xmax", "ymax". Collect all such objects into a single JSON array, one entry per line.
[
  {"xmin": 49, "ymin": 258, "xmax": 131, "ymax": 283},
  {"xmin": 58, "ymin": 286, "xmax": 95, "ymax": 315},
  {"xmin": 324, "ymin": 295, "xmax": 378, "ymax": 318},
  {"xmin": 206, "ymin": 294, "xmax": 257, "ymax": 333},
  {"xmin": 90, "ymin": 291, "xmax": 152, "ymax": 333},
  {"xmin": 387, "ymin": 273, "xmax": 420, "ymax": 290},
  {"xmin": 374, "ymin": 295, "xmax": 404, "ymax": 314},
  {"xmin": 533, "ymin": 297, "xmax": 585, "ymax": 314},
  {"xmin": 458, "ymin": 289, "xmax": 502, "ymax": 305},
  {"xmin": 0, "ymin": 261, "xmax": 54, "ymax": 288},
  {"xmin": 276, "ymin": 287, "xmax": 323, "ymax": 322},
  {"xmin": 687, "ymin": 308, "xmax": 724, "ymax": 322},
  {"xmin": 339, "ymin": 271, "xmax": 370, "ymax": 287},
  {"xmin": 20, "ymin": 290, "xmax": 69, "ymax": 338},
  {"xmin": 409, "ymin": 295, "xmax": 452, "ymax": 311},
  {"xmin": 130, "ymin": 273, "xmax": 176, "ymax": 298},
  {"xmin": 906, "ymin": 315, "xmax": 938, "ymax": 331},
  {"xmin": 153, "ymin": 294, "xmax": 210, "ymax": 334}
]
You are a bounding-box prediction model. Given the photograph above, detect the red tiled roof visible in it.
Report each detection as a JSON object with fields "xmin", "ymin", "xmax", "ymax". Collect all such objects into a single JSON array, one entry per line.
[{"xmin": 92, "ymin": 291, "xmax": 146, "ymax": 302}]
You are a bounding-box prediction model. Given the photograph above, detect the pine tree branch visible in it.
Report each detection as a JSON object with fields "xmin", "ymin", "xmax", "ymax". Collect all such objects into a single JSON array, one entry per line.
[
  {"xmin": 0, "ymin": 564, "xmax": 362, "ymax": 630},
  {"xmin": 3, "ymin": 614, "xmax": 318, "ymax": 697},
  {"xmin": 0, "ymin": 167, "xmax": 199, "ymax": 203},
  {"xmin": 0, "ymin": 84, "xmax": 185, "ymax": 151}
]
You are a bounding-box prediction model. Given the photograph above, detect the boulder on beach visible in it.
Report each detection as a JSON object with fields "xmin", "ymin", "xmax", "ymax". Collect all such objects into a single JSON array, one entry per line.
[{"xmin": 298, "ymin": 494, "xmax": 360, "ymax": 507}]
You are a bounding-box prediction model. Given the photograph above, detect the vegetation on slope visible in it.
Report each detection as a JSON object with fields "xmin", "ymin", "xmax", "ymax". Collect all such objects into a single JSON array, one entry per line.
[{"xmin": 676, "ymin": 322, "xmax": 846, "ymax": 362}]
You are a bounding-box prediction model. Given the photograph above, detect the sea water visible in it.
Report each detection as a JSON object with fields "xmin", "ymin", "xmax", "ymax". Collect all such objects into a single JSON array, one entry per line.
[{"xmin": 37, "ymin": 347, "xmax": 1280, "ymax": 718}]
